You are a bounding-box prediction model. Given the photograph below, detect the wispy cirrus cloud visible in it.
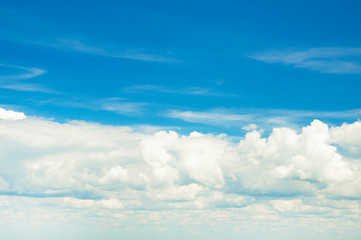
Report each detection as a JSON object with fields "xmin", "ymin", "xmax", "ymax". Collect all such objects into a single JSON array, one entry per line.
[
  {"xmin": 250, "ymin": 47, "xmax": 361, "ymax": 73},
  {"xmin": 166, "ymin": 109, "xmax": 253, "ymax": 126},
  {"xmin": 0, "ymin": 11, "xmax": 175, "ymax": 63},
  {"xmin": 35, "ymin": 97, "xmax": 147, "ymax": 116},
  {"xmin": 0, "ymin": 83, "xmax": 58, "ymax": 93},
  {"xmin": 166, "ymin": 108, "xmax": 361, "ymax": 128},
  {"xmin": 124, "ymin": 84, "xmax": 234, "ymax": 97},
  {"xmin": 99, "ymin": 98, "xmax": 147, "ymax": 116},
  {"xmin": 0, "ymin": 64, "xmax": 57, "ymax": 93},
  {"xmin": 48, "ymin": 39, "xmax": 177, "ymax": 63},
  {"xmin": 0, "ymin": 64, "xmax": 45, "ymax": 80}
]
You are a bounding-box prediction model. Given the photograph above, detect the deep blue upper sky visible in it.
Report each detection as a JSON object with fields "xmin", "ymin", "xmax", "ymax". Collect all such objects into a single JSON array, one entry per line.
[{"xmin": 1, "ymin": 0, "xmax": 361, "ymax": 133}]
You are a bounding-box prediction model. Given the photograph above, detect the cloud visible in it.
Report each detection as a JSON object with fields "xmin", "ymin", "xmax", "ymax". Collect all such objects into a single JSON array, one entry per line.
[
  {"xmin": 330, "ymin": 121, "xmax": 361, "ymax": 158},
  {"xmin": 52, "ymin": 39, "xmax": 176, "ymax": 63},
  {"xmin": 0, "ymin": 83, "xmax": 59, "ymax": 93},
  {"xmin": 0, "ymin": 114, "xmax": 360, "ymax": 201},
  {"xmin": 270, "ymin": 199, "xmax": 330, "ymax": 214},
  {"xmin": 100, "ymin": 99, "xmax": 147, "ymax": 116},
  {"xmin": 242, "ymin": 123, "xmax": 258, "ymax": 131},
  {"xmin": 166, "ymin": 109, "xmax": 253, "ymax": 126},
  {"xmin": 0, "ymin": 112, "xmax": 361, "ymax": 238},
  {"xmin": 251, "ymin": 47, "xmax": 361, "ymax": 73},
  {"xmin": 35, "ymin": 97, "xmax": 147, "ymax": 116},
  {"xmin": 0, "ymin": 107, "xmax": 26, "ymax": 120},
  {"xmin": 0, "ymin": 64, "xmax": 46, "ymax": 80},
  {"xmin": 166, "ymin": 108, "xmax": 361, "ymax": 127},
  {"xmin": 124, "ymin": 84, "xmax": 233, "ymax": 97},
  {"xmin": 0, "ymin": 9, "xmax": 176, "ymax": 64},
  {"xmin": 0, "ymin": 64, "xmax": 57, "ymax": 93}
]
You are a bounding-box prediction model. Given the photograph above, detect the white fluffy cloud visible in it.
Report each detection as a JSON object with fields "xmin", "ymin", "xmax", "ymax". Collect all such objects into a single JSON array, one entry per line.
[
  {"xmin": 0, "ymin": 114, "xmax": 360, "ymax": 204},
  {"xmin": 330, "ymin": 121, "xmax": 361, "ymax": 158},
  {"xmin": 0, "ymin": 107, "xmax": 27, "ymax": 120},
  {"xmin": 0, "ymin": 109, "xmax": 361, "ymax": 238}
]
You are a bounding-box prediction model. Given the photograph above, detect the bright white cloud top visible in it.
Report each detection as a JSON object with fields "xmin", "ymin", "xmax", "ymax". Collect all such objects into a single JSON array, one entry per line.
[
  {"xmin": 0, "ymin": 107, "xmax": 27, "ymax": 120},
  {"xmin": 0, "ymin": 108, "xmax": 360, "ymax": 240}
]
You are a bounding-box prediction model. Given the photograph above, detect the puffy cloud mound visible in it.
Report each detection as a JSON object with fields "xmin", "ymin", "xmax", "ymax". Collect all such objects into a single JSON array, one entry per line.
[{"xmin": 0, "ymin": 107, "xmax": 26, "ymax": 120}]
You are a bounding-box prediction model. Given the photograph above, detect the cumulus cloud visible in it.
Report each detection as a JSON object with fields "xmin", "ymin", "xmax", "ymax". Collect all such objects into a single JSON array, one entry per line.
[
  {"xmin": 0, "ymin": 113, "xmax": 361, "ymax": 237},
  {"xmin": 330, "ymin": 121, "xmax": 361, "ymax": 158},
  {"xmin": 0, "ymin": 115, "xmax": 360, "ymax": 202},
  {"xmin": 0, "ymin": 107, "xmax": 26, "ymax": 120}
]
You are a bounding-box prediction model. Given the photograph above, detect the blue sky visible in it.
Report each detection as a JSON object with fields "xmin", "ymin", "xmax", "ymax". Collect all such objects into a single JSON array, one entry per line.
[
  {"xmin": 1, "ymin": 0, "xmax": 361, "ymax": 133},
  {"xmin": 1, "ymin": 1, "xmax": 361, "ymax": 240}
]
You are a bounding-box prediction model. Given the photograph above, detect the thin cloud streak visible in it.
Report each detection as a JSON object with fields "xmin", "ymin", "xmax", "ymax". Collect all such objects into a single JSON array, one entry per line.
[
  {"xmin": 0, "ymin": 11, "xmax": 176, "ymax": 63},
  {"xmin": 35, "ymin": 97, "xmax": 147, "ymax": 116},
  {"xmin": 0, "ymin": 64, "xmax": 59, "ymax": 93},
  {"xmin": 166, "ymin": 108, "xmax": 361, "ymax": 127},
  {"xmin": 167, "ymin": 109, "xmax": 253, "ymax": 126},
  {"xmin": 251, "ymin": 47, "xmax": 361, "ymax": 73},
  {"xmin": 0, "ymin": 83, "xmax": 60, "ymax": 94},
  {"xmin": 51, "ymin": 39, "xmax": 177, "ymax": 63},
  {"xmin": 0, "ymin": 64, "xmax": 46, "ymax": 80},
  {"xmin": 100, "ymin": 99, "xmax": 147, "ymax": 116},
  {"xmin": 124, "ymin": 84, "xmax": 235, "ymax": 97}
]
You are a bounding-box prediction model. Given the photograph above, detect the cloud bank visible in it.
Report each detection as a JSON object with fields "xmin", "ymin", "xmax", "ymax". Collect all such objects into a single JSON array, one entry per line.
[{"xmin": 0, "ymin": 108, "xmax": 361, "ymax": 238}]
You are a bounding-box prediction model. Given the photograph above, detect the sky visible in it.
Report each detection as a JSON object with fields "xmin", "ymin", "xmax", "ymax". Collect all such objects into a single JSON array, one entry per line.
[{"xmin": 0, "ymin": 0, "xmax": 361, "ymax": 239}]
